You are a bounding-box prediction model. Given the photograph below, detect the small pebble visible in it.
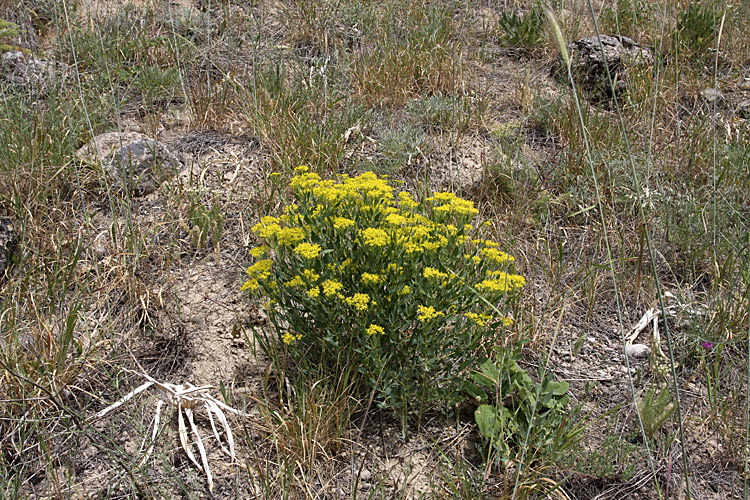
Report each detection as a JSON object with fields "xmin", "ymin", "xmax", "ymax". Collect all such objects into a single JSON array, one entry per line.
[{"xmin": 625, "ymin": 343, "xmax": 651, "ymax": 359}]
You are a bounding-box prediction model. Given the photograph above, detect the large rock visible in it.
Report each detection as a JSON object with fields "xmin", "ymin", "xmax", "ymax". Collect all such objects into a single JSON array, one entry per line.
[
  {"xmin": 553, "ymin": 35, "xmax": 653, "ymax": 102},
  {"xmin": 0, "ymin": 51, "xmax": 68, "ymax": 92},
  {"xmin": 77, "ymin": 132, "xmax": 182, "ymax": 196},
  {"xmin": 0, "ymin": 217, "xmax": 17, "ymax": 279}
]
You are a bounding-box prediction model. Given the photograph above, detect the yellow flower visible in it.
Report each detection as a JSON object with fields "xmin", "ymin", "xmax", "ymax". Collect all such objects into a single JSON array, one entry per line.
[
  {"xmin": 423, "ymin": 267, "xmax": 448, "ymax": 281},
  {"xmin": 465, "ymin": 254, "xmax": 482, "ymax": 265},
  {"xmin": 302, "ymin": 269, "xmax": 320, "ymax": 282},
  {"xmin": 399, "ymin": 191, "xmax": 419, "ymax": 209},
  {"xmin": 294, "ymin": 165, "xmax": 309, "ymax": 174},
  {"xmin": 366, "ymin": 324, "xmax": 385, "ymax": 336},
  {"xmin": 360, "ymin": 227, "xmax": 389, "ymax": 247},
  {"xmin": 244, "ymin": 259, "xmax": 272, "ymax": 291},
  {"xmin": 480, "ymin": 247, "xmax": 515, "ymax": 265},
  {"xmin": 307, "ymin": 286, "xmax": 321, "ymax": 298},
  {"xmin": 475, "ymin": 273, "xmax": 526, "ymax": 293},
  {"xmin": 294, "ymin": 242, "xmax": 322, "ymax": 259},
  {"xmin": 361, "ymin": 272, "xmax": 385, "ymax": 285},
  {"xmin": 465, "ymin": 312, "xmax": 492, "ymax": 327},
  {"xmin": 285, "ymin": 275, "xmax": 306, "ymax": 288},
  {"xmin": 333, "ymin": 217, "xmax": 355, "ymax": 230},
  {"xmin": 417, "ymin": 305, "xmax": 444, "ymax": 322},
  {"xmin": 276, "ymin": 227, "xmax": 306, "ymax": 246},
  {"xmin": 252, "ymin": 216, "xmax": 282, "ymax": 239},
  {"xmin": 241, "ymin": 278, "xmax": 260, "ymax": 291},
  {"xmin": 250, "ymin": 245, "xmax": 269, "ymax": 258},
  {"xmin": 282, "ymin": 332, "xmax": 303, "ymax": 344},
  {"xmin": 321, "ymin": 279, "xmax": 344, "ymax": 297},
  {"xmin": 398, "ymin": 285, "xmax": 411, "ymax": 295},
  {"xmin": 345, "ymin": 293, "xmax": 370, "ymax": 311},
  {"xmin": 385, "ymin": 213, "xmax": 408, "ymax": 227}
]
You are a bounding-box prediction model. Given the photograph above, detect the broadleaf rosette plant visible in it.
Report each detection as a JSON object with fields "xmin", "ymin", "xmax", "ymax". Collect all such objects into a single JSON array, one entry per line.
[{"xmin": 244, "ymin": 166, "xmax": 525, "ymax": 427}]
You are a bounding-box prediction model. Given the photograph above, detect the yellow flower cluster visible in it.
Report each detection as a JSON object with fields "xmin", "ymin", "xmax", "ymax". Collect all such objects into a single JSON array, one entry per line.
[
  {"xmin": 465, "ymin": 312, "xmax": 492, "ymax": 327},
  {"xmin": 361, "ymin": 272, "xmax": 385, "ymax": 285},
  {"xmin": 475, "ymin": 273, "xmax": 526, "ymax": 293},
  {"xmin": 250, "ymin": 245, "xmax": 269, "ymax": 258},
  {"xmin": 333, "ymin": 217, "xmax": 355, "ymax": 230},
  {"xmin": 480, "ymin": 247, "xmax": 515, "ymax": 265},
  {"xmin": 360, "ymin": 227, "xmax": 389, "ymax": 247},
  {"xmin": 423, "ymin": 267, "xmax": 448, "ymax": 281},
  {"xmin": 345, "ymin": 293, "xmax": 370, "ymax": 311},
  {"xmin": 241, "ymin": 259, "xmax": 273, "ymax": 291},
  {"xmin": 282, "ymin": 332, "xmax": 303, "ymax": 344},
  {"xmin": 294, "ymin": 242, "xmax": 322, "ymax": 259},
  {"xmin": 321, "ymin": 279, "xmax": 345, "ymax": 297},
  {"xmin": 366, "ymin": 324, "xmax": 385, "ymax": 336},
  {"xmin": 427, "ymin": 192, "xmax": 480, "ymax": 217},
  {"xmin": 417, "ymin": 305, "xmax": 445, "ymax": 322}
]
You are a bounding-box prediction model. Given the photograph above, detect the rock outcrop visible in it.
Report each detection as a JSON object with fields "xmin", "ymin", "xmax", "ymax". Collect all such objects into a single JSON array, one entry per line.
[
  {"xmin": 77, "ymin": 132, "xmax": 182, "ymax": 196},
  {"xmin": 554, "ymin": 35, "xmax": 653, "ymax": 103}
]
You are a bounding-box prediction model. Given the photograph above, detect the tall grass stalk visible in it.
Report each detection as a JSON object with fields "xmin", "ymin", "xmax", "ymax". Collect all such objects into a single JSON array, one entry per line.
[
  {"xmin": 576, "ymin": 0, "xmax": 742, "ymax": 495},
  {"xmin": 546, "ymin": 8, "xmax": 664, "ymax": 497}
]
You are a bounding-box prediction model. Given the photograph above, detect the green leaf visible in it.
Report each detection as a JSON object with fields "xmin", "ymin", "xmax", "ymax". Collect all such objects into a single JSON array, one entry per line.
[
  {"xmin": 463, "ymin": 381, "xmax": 488, "ymax": 403},
  {"xmin": 475, "ymin": 404, "xmax": 502, "ymax": 440}
]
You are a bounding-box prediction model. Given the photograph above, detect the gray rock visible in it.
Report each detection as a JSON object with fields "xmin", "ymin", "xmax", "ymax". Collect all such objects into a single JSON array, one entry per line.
[
  {"xmin": 0, "ymin": 217, "xmax": 17, "ymax": 278},
  {"xmin": 554, "ymin": 35, "xmax": 653, "ymax": 102},
  {"xmin": 0, "ymin": 51, "xmax": 68, "ymax": 92},
  {"xmin": 700, "ymin": 87, "xmax": 723, "ymax": 104},
  {"xmin": 77, "ymin": 132, "xmax": 182, "ymax": 196},
  {"xmin": 625, "ymin": 343, "xmax": 651, "ymax": 359}
]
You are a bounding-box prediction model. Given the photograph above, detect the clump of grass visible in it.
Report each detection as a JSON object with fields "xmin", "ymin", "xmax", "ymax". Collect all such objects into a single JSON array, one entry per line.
[
  {"xmin": 406, "ymin": 91, "xmax": 487, "ymax": 134},
  {"xmin": 496, "ymin": 7, "xmax": 546, "ymax": 52},
  {"xmin": 372, "ymin": 121, "xmax": 430, "ymax": 174},
  {"xmin": 242, "ymin": 61, "xmax": 368, "ymax": 174},
  {"xmin": 350, "ymin": 2, "xmax": 461, "ymax": 107}
]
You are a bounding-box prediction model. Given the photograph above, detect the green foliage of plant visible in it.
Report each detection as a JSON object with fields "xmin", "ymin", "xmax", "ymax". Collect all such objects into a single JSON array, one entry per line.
[
  {"xmin": 244, "ymin": 167, "xmax": 524, "ymax": 428},
  {"xmin": 598, "ymin": 0, "xmax": 652, "ymax": 39},
  {"xmin": 496, "ymin": 7, "xmax": 546, "ymax": 50},
  {"xmin": 636, "ymin": 384, "xmax": 675, "ymax": 439},
  {"xmin": 675, "ymin": 2, "xmax": 719, "ymax": 54},
  {"xmin": 560, "ymin": 433, "xmax": 643, "ymax": 482},
  {"xmin": 0, "ymin": 18, "xmax": 20, "ymax": 40},
  {"xmin": 406, "ymin": 92, "xmax": 487, "ymax": 134},
  {"xmin": 351, "ymin": 2, "xmax": 458, "ymax": 106},
  {"xmin": 373, "ymin": 122, "xmax": 430, "ymax": 174},
  {"xmin": 469, "ymin": 347, "xmax": 579, "ymax": 465}
]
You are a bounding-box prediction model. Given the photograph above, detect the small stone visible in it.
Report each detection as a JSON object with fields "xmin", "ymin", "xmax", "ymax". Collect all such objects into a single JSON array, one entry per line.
[
  {"xmin": 359, "ymin": 469, "xmax": 372, "ymax": 481},
  {"xmin": 0, "ymin": 51, "xmax": 68, "ymax": 93},
  {"xmin": 700, "ymin": 87, "xmax": 723, "ymax": 103},
  {"xmin": 625, "ymin": 343, "xmax": 651, "ymax": 359}
]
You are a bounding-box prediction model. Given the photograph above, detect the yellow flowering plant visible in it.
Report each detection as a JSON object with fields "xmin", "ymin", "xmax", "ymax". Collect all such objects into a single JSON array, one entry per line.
[{"xmin": 244, "ymin": 166, "xmax": 525, "ymax": 428}]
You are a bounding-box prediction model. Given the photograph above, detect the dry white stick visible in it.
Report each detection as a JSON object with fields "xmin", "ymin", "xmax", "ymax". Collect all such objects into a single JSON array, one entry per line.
[
  {"xmin": 91, "ymin": 381, "xmax": 153, "ymax": 420},
  {"xmin": 186, "ymin": 407, "xmax": 213, "ymax": 492},
  {"xmin": 626, "ymin": 307, "xmax": 660, "ymax": 346},
  {"xmin": 178, "ymin": 405, "xmax": 202, "ymax": 471},
  {"xmin": 138, "ymin": 399, "xmax": 164, "ymax": 467}
]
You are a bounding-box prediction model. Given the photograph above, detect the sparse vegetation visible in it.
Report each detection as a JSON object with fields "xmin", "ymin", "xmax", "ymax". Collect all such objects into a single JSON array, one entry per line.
[{"xmin": 1, "ymin": 0, "xmax": 749, "ymax": 498}]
